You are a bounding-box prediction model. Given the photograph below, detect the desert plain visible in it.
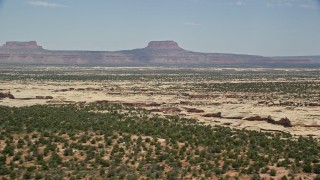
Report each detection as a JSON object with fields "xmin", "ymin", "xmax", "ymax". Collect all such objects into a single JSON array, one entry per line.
[{"xmin": 1, "ymin": 65, "xmax": 319, "ymax": 137}]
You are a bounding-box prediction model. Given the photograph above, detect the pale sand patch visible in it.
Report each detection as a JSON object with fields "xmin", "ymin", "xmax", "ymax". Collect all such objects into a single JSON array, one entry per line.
[{"xmin": 1, "ymin": 79, "xmax": 320, "ymax": 137}]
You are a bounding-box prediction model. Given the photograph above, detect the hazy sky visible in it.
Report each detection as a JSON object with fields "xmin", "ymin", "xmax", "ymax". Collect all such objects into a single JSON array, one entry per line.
[{"xmin": 0, "ymin": 0, "xmax": 319, "ymax": 56}]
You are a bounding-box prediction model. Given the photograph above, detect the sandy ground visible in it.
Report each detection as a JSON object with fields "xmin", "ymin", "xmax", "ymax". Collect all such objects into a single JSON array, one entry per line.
[{"xmin": 1, "ymin": 78, "xmax": 320, "ymax": 137}]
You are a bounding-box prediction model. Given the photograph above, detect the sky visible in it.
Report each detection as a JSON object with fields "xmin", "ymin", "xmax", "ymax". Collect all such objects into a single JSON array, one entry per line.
[{"xmin": 0, "ymin": 0, "xmax": 319, "ymax": 56}]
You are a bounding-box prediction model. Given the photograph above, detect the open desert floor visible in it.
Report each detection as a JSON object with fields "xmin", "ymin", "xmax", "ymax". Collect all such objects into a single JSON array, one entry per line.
[
  {"xmin": 1, "ymin": 65, "xmax": 319, "ymax": 137},
  {"xmin": 1, "ymin": 65, "xmax": 320, "ymax": 179}
]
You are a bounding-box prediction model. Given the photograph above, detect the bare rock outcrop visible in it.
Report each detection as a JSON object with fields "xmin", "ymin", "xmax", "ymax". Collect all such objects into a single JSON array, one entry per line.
[
  {"xmin": 303, "ymin": 124, "xmax": 320, "ymax": 128},
  {"xmin": 225, "ymin": 94, "xmax": 241, "ymax": 98},
  {"xmin": 45, "ymin": 96, "xmax": 53, "ymax": 99},
  {"xmin": 35, "ymin": 96, "xmax": 45, "ymax": 99},
  {"xmin": 36, "ymin": 96, "xmax": 54, "ymax": 99},
  {"xmin": 244, "ymin": 116, "xmax": 271, "ymax": 121},
  {"xmin": 202, "ymin": 112, "xmax": 222, "ymax": 118},
  {"xmin": 187, "ymin": 108, "xmax": 205, "ymax": 113},
  {"xmin": 276, "ymin": 118, "xmax": 292, "ymax": 127},
  {"xmin": 0, "ymin": 92, "xmax": 15, "ymax": 99},
  {"xmin": 265, "ymin": 100, "xmax": 313, "ymax": 107},
  {"xmin": 54, "ymin": 89, "xmax": 69, "ymax": 92},
  {"xmin": 244, "ymin": 116, "xmax": 292, "ymax": 127},
  {"xmin": 280, "ymin": 101, "xmax": 294, "ymax": 106},
  {"xmin": 225, "ymin": 116, "xmax": 244, "ymax": 119},
  {"xmin": 147, "ymin": 102, "xmax": 162, "ymax": 107},
  {"xmin": 309, "ymin": 102, "xmax": 320, "ymax": 106},
  {"xmin": 180, "ymin": 101, "xmax": 192, "ymax": 105}
]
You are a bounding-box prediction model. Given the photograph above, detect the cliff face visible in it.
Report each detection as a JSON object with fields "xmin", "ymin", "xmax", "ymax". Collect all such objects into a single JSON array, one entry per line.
[{"xmin": 0, "ymin": 41, "xmax": 318, "ymax": 66}]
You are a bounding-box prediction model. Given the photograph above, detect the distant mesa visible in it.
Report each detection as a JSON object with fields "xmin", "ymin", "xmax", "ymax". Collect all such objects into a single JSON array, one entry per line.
[
  {"xmin": 144, "ymin": 41, "xmax": 184, "ymax": 51},
  {"xmin": 2, "ymin": 41, "xmax": 43, "ymax": 50},
  {"xmin": 0, "ymin": 40, "xmax": 319, "ymax": 66}
]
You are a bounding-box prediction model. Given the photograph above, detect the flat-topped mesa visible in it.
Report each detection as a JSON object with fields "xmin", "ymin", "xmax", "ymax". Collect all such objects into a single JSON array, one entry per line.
[
  {"xmin": 145, "ymin": 41, "xmax": 184, "ymax": 51},
  {"xmin": 1, "ymin": 41, "xmax": 43, "ymax": 50}
]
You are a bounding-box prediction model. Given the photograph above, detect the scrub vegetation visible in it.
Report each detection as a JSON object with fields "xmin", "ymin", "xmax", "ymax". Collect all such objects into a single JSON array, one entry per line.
[{"xmin": 0, "ymin": 103, "xmax": 320, "ymax": 179}]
